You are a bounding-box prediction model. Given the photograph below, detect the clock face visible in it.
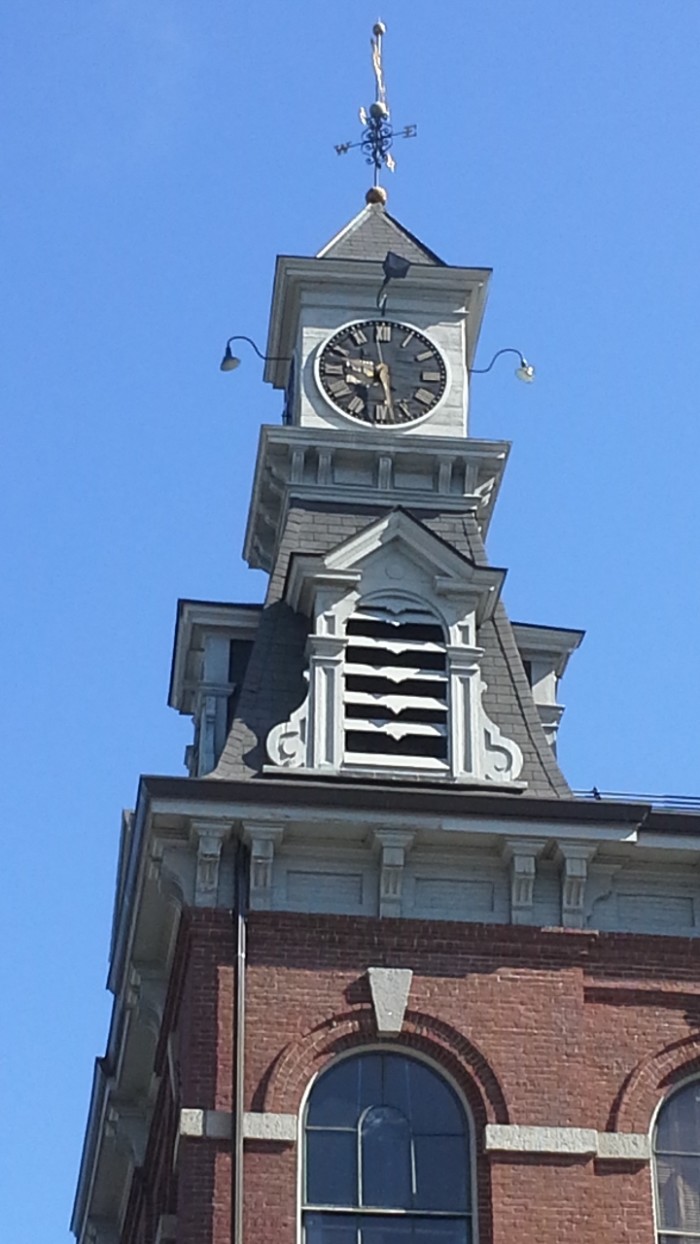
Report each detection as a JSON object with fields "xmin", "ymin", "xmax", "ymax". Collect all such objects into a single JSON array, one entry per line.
[{"xmin": 317, "ymin": 319, "xmax": 447, "ymax": 426}]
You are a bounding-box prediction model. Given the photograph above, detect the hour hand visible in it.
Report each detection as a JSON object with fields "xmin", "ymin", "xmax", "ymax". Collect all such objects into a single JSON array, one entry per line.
[{"xmin": 346, "ymin": 359, "xmax": 375, "ymax": 381}]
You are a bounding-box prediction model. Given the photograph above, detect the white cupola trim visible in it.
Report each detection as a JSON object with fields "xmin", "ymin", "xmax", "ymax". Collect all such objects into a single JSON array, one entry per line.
[{"xmin": 266, "ymin": 510, "xmax": 523, "ymax": 784}]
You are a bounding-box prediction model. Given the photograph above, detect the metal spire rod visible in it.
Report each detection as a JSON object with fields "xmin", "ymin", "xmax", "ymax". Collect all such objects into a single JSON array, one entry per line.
[{"xmin": 333, "ymin": 21, "xmax": 417, "ymax": 192}]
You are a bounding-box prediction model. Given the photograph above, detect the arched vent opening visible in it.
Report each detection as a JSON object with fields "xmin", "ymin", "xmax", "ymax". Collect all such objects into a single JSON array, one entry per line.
[{"xmin": 344, "ymin": 601, "xmax": 448, "ymax": 769}]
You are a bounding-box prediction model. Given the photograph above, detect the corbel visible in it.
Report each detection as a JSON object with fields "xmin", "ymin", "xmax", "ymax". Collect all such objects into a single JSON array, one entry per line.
[
  {"xmin": 86, "ymin": 1221, "xmax": 120, "ymax": 1244},
  {"xmin": 190, "ymin": 820, "xmax": 231, "ymax": 908},
  {"xmin": 501, "ymin": 839, "xmax": 547, "ymax": 924},
  {"xmin": 243, "ymin": 823, "xmax": 285, "ymax": 910},
  {"xmin": 372, "ymin": 829, "xmax": 415, "ymax": 917},
  {"xmin": 104, "ymin": 1104, "xmax": 148, "ymax": 1167},
  {"xmin": 556, "ymin": 842, "xmax": 598, "ymax": 929}
]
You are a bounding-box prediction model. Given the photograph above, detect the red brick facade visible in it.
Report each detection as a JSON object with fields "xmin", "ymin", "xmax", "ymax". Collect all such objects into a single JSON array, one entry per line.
[{"xmin": 133, "ymin": 908, "xmax": 700, "ymax": 1244}]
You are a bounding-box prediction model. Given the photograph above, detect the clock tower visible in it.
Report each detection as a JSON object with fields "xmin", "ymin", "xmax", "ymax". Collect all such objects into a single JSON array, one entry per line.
[
  {"xmin": 266, "ymin": 200, "xmax": 488, "ymax": 438},
  {"xmin": 73, "ymin": 25, "xmax": 700, "ymax": 1244}
]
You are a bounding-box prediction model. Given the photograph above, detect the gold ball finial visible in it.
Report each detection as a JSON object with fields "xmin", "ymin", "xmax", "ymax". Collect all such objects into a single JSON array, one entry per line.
[
  {"xmin": 366, "ymin": 185, "xmax": 388, "ymax": 206},
  {"xmin": 373, "ymin": 20, "xmax": 387, "ymax": 36}
]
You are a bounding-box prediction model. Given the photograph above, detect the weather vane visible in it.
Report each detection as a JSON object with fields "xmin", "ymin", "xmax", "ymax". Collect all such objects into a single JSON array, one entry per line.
[{"xmin": 334, "ymin": 21, "xmax": 417, "ymax": 197}]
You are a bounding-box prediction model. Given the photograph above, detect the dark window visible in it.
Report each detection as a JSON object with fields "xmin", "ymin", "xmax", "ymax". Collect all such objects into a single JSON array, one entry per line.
[
  {"xmin": 655, "ymin": 1081, "xmax": 700, "ymax": 1240},
  {"xmin": 303, "ymin": 1052, "xmax": 472, "ymax": 1244}
]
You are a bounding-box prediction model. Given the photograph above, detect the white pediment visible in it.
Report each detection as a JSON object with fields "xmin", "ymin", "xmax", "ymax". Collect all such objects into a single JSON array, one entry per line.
[{"xmin": 286, "ymin": 509, "xmax": 505, "ymax": 631}]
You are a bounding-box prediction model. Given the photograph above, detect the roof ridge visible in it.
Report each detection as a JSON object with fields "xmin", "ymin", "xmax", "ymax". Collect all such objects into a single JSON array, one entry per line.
[{"xmin": 382, "ymin": 209, "xmax": 446, "ymax": 265}]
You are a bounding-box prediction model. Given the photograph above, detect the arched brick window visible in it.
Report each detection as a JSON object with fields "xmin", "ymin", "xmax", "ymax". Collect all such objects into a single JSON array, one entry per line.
[
  {"xmin": 303, "ymin": 1050, "xmax": 473, "ymax": 1243},
  {"xmin": 654, "ymin": 1080, "xmax": 700, "ymax": 1240}
]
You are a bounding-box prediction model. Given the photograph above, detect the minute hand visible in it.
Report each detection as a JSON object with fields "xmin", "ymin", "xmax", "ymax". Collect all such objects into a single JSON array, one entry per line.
[{"xmin": 374, "ymin": 337, "xmax": 396, "ymax": 421}]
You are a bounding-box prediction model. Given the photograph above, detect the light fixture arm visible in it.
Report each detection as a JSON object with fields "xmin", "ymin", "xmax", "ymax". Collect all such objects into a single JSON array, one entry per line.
[
  {"xmin": 220, "ymin": 335, "xmax": 292, "ymax": 372},
  {"xmin": 470, "ymin": 348, "xmax": 527, "ymax": 374},
  {"xmin": 225, "ymin": 334, "xmax": 268, "ymax": 362},
  {"xmin": 469, "ymin": 347, "xmax": 535, "ymax": 384}
]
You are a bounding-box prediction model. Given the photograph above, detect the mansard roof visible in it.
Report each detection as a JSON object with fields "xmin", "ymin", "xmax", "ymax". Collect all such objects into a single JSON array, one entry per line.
[
  {"xmin": 213, "ymin": 499, "xmax": 571, "ymax": 798},
  {"xmin": 285, "ymin": 507, "xmax": 506, "ymax": 625},
  {"xmin": 317, "ymin": 202, "xmax": 445, "ymax": 266}
]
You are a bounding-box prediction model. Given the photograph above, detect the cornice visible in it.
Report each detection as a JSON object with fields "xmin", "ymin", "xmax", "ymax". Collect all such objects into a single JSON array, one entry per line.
[{"xmin": 243, "ymin": 424, "xmax": 510, "ymax": 572}]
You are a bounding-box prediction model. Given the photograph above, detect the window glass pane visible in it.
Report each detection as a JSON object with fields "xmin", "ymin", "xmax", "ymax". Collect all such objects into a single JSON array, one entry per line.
[
  {"xmin": 410, "ymin": 1220, "xmax": 470, "ymax": 1244},
  {"xmin": 659, "ymin": 1238, "xmax": 700, "ymax": 1243},
  {"xmin": 657, "ymin": 1084, "xmax": 700, "ymax": 1155},
  {"xmin": 307, "ymin": 1131, "xmax": 357, "ymax": 1206},
  {"xmin": 414, "ymin": 1134, "xmax": 469, "ymax": 1211},
  {"xmin": 361, "ymin": 1106, "xmax": 412, "ymax": 1208},
  {"xmin": 360, "ymin": 1215, "xmax": 470, "ymax": 1244},
  {"xmin": 384, "ymin": 1058, "xmax": 464, "ymax": 1136},
  {"xmin": 657, "ymin": 1155, "xmax": 700, "ymax": 1232},
  {"xmin": 305, "ymin": 1213, "xmax": 358, "ymax": 1244},
  {"xmin": 308, "ymin": 1056, "xmax": 383, "ymax": 1128}
]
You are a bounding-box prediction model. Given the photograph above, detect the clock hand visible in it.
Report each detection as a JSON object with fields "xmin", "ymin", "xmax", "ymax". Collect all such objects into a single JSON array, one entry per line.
[
  {"xmin": 374, "ymin": 335, "xmax": 396, "ymax": 420},
  {"xmin": 376, "ymin": 361, "xmax": 395, "ymax": 419}
]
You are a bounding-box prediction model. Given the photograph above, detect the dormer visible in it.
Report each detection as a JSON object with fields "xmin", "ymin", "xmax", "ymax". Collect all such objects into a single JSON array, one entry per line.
[
  {"xmin": 263, "ymin": 203, "xmax": 491, "ymax": 438},
  {"xmin": 265, "ymin": 509, "xmax": 525, "ymax": 786},
  {"xmin": 512, "ymin": 622, "xmax": 585, "ymax": 751},
  {"xmin": 168, "ymin": 600, "xmax": 261, "ymax": 776}
]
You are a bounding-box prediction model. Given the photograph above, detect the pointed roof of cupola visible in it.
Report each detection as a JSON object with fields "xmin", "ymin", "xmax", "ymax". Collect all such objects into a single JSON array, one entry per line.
[{"xmin": 317, "ymin": 202, "xmax": 445, "ymax": 266}]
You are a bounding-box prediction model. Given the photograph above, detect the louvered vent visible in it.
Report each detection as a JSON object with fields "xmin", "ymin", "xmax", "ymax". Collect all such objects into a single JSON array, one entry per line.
[{"xmin": 344, "ymin": 603, "xmax": 448, "ymax": 769}]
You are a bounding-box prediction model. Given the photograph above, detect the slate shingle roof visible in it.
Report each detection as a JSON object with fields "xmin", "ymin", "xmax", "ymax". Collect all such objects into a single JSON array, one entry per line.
[
  {"xmin": 213, "ymin": 500, "xmax": 570, "ymax": 798},
  {"xmin": 317, "ymin": 203, "xmax": 445, "ymax": 266}
]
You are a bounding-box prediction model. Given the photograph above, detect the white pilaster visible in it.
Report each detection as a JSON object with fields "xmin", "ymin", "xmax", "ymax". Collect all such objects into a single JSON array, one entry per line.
[
  {"xmin": 307, "ymin": 634, "xmax": 347, "ymax": 769},
  {"xmin": 447, "ymin": 644, "xmax": 484, "ymax": 778}
]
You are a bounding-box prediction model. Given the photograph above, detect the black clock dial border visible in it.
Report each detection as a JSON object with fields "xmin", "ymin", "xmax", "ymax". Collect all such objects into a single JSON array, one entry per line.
[{"xmin": 317, "ymin": 319, "xmax": 447, "ymax": 426}]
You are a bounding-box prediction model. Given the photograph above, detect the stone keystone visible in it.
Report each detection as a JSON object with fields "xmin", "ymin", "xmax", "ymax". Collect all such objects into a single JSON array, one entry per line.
[{"xmin": 367, "ymin": 967, "xmax": 413, "ymax": 1034}]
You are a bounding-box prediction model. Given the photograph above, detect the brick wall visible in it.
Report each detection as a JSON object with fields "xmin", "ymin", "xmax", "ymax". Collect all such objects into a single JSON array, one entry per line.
[{"xmin": 140, "ymin": 908, "xmax": 700, "ymax": 1244}]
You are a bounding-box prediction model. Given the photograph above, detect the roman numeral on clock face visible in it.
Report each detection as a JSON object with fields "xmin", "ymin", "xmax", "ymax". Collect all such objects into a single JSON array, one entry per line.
[
  {"xmin": 329, "ymin": 380, "xmax": 351, "ymax": 398},
  {"xmin": 375, "ymin": 323, "xmax": 392, "ymax": 342},
  {"xmin": 414, "ymin": 387, "xmax": 435, "ymax": 406},
  {"xmin": 347, "ymin": 395, "xmax": 364, "ymax": 414},
  {"xmin": 349, "ymin": 326, "xmax": 368, "ymax": 345}
]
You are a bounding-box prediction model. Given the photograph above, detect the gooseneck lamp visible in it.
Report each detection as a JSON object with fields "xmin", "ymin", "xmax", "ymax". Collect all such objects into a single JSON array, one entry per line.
[
  {"xmin": 220, "ymin": 335, "xmax": 292, "ymax": 372},
  {"xmin": 470, "ymin": 347, "xmax": 535, "ymax": 384}
]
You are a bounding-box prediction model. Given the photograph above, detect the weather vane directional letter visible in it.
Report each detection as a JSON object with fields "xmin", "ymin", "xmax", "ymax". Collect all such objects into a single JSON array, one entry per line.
[{"xmin": 334, "ymin": 21, "xmax": 417, "ymax": 193}]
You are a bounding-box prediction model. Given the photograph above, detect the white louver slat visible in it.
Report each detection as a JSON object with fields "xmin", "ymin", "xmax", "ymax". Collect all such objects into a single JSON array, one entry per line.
[
  {"xmin": 345, "ymin": 691, "xmax": 447, "ymax": 713},
  {"xmin": 344, "ymin": 602, "xmax": 449, "ymax": 768},
  {"xmin": 348, "ymin": 720, "xmax": 447, "ymax": 739},
  {"xmin": 345, "ymin": 661, "xmax": 446, "ymax": 684}
]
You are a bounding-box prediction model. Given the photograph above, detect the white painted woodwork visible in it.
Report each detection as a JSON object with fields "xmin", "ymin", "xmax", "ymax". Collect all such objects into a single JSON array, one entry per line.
[
  {"xmin": 244, "ymin": 427, "xmax": 510, "ymax": 575},
  {"xmin": 262, "ymin": 233, "xmax": 491, "ymax": 439},
  {"xmin": 266, "ymin": 510, "xmax": 523, "ymax": 783}
]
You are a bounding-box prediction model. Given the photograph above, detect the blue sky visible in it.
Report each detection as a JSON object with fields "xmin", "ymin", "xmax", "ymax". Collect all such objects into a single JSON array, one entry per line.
[{"xmin": 4, "ymin": 2, "xmax": 700, "ymax": 1239}]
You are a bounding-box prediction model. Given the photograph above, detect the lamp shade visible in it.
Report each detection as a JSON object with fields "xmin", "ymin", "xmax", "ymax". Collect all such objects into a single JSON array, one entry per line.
[
  {"xmin": 220, "ymin": 345, "xmax": 241, "ymax": 372},
  {"xmin": 515, "ymin": 359, "xmax": 535, "ymax": 383}
]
